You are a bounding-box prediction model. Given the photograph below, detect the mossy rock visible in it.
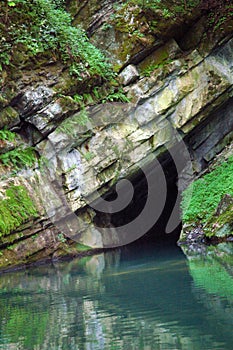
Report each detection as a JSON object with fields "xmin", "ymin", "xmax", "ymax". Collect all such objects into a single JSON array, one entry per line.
[
  {"xmin": 0, "ymin": 107, "xmax": 20, "ymax": 129},
  {"xmin": 67, "ymin": 0, "xmax": 104, "ymax": 29},
  {"xmin": 204, "ymin": 197, "xmax": 233, "ymax": 238},
  {"xmin": 0, "ymin": 184, "xmax": 38, "ymax": 238}
]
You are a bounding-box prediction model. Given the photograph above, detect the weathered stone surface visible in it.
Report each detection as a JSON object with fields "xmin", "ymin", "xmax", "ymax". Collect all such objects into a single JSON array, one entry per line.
[
  {"xmin": 3, "ymin": 36, "xmax": 232, "ymax": 255},
  {"xmin": 13, "ymin": 86, "xmax": 54, "ymax": 117},
  {"xmin": 138, "ymin": 39, "xmax": 182, "ymax": 72},
  {"xmin": 1, "ymin": 9, "xmax": 233, "ymax": 270},
  {"xmin": 24, "ymin": 96, "xmax": 79, "ymax": 138},
  {"xmin": 118, "ymin": 64, "xmax": 139, "ymax": 86},
  {"xmin": 92, "ymin": 24, "xmax": 158, "ymax": 71},
  {"xmin": 67, "ymin": 0, "xmax": 117, "ymax": 33}
]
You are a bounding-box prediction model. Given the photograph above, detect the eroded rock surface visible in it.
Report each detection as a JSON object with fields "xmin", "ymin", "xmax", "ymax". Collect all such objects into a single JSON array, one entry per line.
[{"xmin": 0, "ymin": 2, "xmax": 233, "ymax": 270}]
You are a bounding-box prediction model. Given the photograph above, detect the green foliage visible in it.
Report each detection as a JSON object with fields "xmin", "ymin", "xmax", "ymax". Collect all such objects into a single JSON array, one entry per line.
[
  {"xmin": 182, "ymin": 157, "xmax": 233, "ymax": 224},
  {"xmin": 204, "ymin": 0, "xmax": 233, "ymax": 33},
  {"xmin": 142, "ymin": 59, "xmax": 172, "ymax": 77},
  {"xmin": 0, "ymin": 127, "xmax": 16, "ymax": 142},
  {"xmin": 133, "ymin": 0, "xmax": 189, "ymax": 15},
  {"xmin": 0, "ymin": 146, "xmax": 37, "ymax": 169},
  {"xmin": 0, "ymin": 128, "xmax": 37, "ymax": 170},
  {"xmin": 73, "ymin": 86, "xmax": 130, "ymax": 106},
  {"xmin": 102, "ymin": 22, "xmax": 113, "ymax": 31},
  {"xmin": 101, "ymin": 88, "xmax": 130, "ymax": 103},
  {"xmin": 0, "ymin": 185, "xmax": 38, "ymax": 236},
  {"xmin": 0, "ymin": 0, "xmax": 114, "ymax": 80},
  {"xmin": 73, "ymin": 94, "xmax": 85, "ymax": 105},
  {"xmin": 126, "ymin": 0, "xmax": 161, "ymax": 13},
  {"xmin": 7, "ymin": 1, "xmax": 16, "ymax": 6}
]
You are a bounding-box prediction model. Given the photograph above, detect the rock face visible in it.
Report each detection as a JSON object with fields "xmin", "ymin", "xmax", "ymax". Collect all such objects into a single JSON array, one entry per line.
[
  {"xmin": 0, "ymin": 2, "xmax": 233, "ymax": 270},
  {"xmin": 118, "ymin": 65, "xmax": 139, "ymax": 86}
]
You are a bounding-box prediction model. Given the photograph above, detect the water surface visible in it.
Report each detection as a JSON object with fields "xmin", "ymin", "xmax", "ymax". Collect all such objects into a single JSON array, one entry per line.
[{"xmin": 0, "ymin": 242, "xmax": 232, "ymax": 350}]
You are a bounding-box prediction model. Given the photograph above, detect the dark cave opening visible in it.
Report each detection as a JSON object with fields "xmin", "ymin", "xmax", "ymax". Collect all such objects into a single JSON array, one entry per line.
[
  {"xmin": 93, "ymin": 144, "xmax": 186, "ymax": 247},
  {"xmin": 91, "ymin": 95, "xmax": 233, "ymax": 249}
]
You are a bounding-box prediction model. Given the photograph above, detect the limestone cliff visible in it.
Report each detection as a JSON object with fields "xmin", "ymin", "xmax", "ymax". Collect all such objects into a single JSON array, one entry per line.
[{"xmin": 0, "ymin": 0, "xmax": 233, "ymax": 271}]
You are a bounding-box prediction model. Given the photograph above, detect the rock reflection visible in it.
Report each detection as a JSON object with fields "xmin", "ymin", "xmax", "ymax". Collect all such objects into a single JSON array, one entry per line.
[{"xmin": 0, "ymin": 243, "xmax": 232, "ymax": 349}]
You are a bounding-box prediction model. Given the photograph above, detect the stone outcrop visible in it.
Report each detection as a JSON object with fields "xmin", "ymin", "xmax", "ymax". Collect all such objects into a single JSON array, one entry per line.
[{"xmin": 0, "ymin": 1, "xmax": 233, "ymax": 270}]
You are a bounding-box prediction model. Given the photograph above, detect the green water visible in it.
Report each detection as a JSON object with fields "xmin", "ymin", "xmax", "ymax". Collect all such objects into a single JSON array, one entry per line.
[{"xmin": 0, "ymin": 242, "xmax": 233, "ymax": 350}]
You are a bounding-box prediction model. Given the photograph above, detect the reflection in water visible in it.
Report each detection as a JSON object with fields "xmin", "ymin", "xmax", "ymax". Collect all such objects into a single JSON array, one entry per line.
[{"xmin": 0, "ymin": 242, "xmax": 232, "ymax": 349}]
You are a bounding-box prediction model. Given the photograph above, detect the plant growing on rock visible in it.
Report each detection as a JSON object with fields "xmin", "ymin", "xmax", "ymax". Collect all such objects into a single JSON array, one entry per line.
[
  {"xmin": 0, "ymin": 128, "xmax": 15, "ymax": 142},
  {"xmin": 0, "ymin": 185, "xmax": 38, "ymax": 236},
  {"xmin": 0, "ymin": 0, "xmax": 114, "ymax": 81},
  {"xmin": 0, "ymin": 129, "xmax": 37, "ymax": 170},
  {"xmin": 182, "ymin": 156, "xmax": 233, "ymax": 224},
  {"xmin": 0, "ymin": 147, "xmax": 37, "ymax": 170}
]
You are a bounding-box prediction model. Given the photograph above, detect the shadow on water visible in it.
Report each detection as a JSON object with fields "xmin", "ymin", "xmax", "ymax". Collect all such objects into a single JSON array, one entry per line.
[{"xmin": 0, "ymin": 240, "xmax": 233, "ymax": 349}]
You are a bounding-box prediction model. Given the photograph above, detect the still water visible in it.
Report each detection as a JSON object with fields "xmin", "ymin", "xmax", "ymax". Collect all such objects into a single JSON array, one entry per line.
[{"xmin": 0, "ymin": 242, "xmax": 232, "ymax": 350}]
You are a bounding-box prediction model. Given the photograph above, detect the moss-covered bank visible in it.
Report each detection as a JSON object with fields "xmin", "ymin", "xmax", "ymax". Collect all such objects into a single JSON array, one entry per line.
[{"xmin": 180, "ymin": 147, "xmax": 233, "ymax": 244}]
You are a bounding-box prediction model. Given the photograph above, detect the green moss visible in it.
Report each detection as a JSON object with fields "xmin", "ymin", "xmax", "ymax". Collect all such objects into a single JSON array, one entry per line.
[
  {"xmin": 0, "ymin": 229, "xmax": 25, "ymax": 246},
  {"xmin": 0, "ymin": 185, "xmax": 38, "ymax": 237},
  {"xmin": 138, "ymin": 45, "xmax": 170, "ymax": 73},
  {"xmin": 0, "ymin": 129, "xmax": 37, "ymax": 171},
  {"xmin": 182, "ymin": 156, "xmax": 233, "ymax": 224},
  {"xmin": 0, "ymin": 107, "xmax": 19, "ymax": 129},
  {"xmin": 83, "ymin": 151, "xmax": 95, "ymax": 162}
]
